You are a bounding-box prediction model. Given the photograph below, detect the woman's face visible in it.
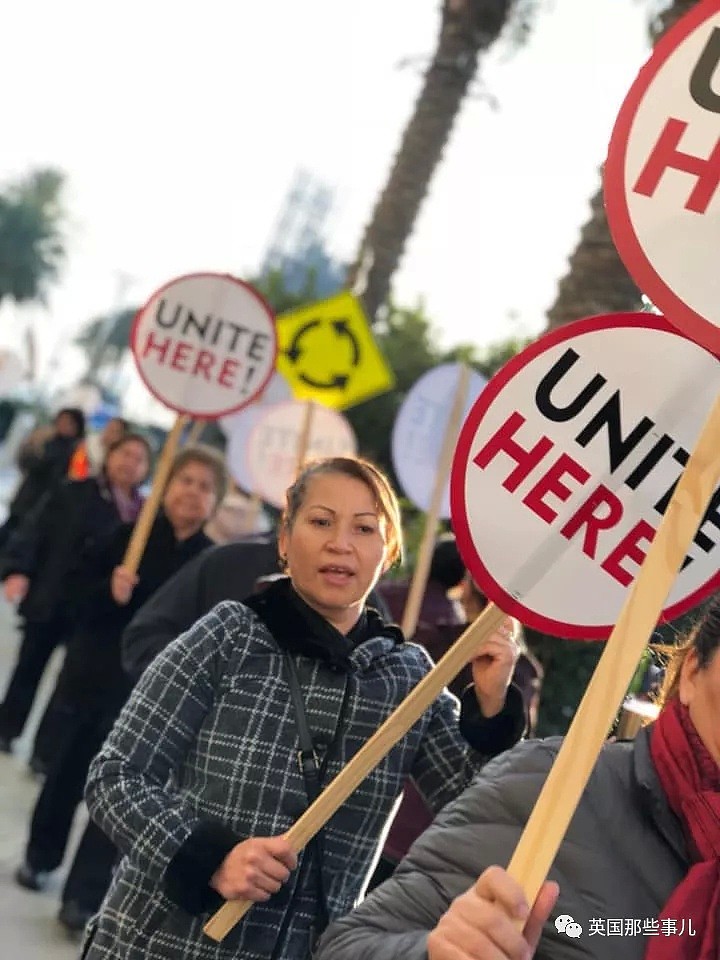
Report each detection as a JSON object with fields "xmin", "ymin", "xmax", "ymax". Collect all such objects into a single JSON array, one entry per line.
[
  {"xmin": 102, "ymin": 419, "xmax": 126, "ymax": 449},
  {"xmin": 55, "ymin": 413, "xmax": 80, "ymax": 438},
  {"xmin": 279, "ymin": 471, "xmax": 390, "ymax": 634},
  {"xmin": 162, "ymin": 460, "xmax": 218, "ymax": 533},
  {"xmin": 680, "ymin": 647, "xmax": 720, "ymax": 764},
  {"xmin": 105, "ymin": 440, "xmax": 149, "ymax": 490}
]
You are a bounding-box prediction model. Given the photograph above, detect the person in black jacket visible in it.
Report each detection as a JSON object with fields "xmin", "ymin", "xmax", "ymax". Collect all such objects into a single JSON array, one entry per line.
[
  {"xmin": 14, "ymin": 444, "xmax": 227, "ymax": 934},
  {"xmin": 120, "ymin": 534, "xmax": 281, "ymax": 681},
  {"xmin": 0, "ymin": 407, "xmax": 86, "ymax": 549},
  {"xmin": 0, "ymin": 433, "xmax": 151, "ymax": 755}
]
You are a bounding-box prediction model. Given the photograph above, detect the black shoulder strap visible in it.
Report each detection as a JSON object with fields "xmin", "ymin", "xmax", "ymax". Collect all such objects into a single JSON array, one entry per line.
[
  {"xmin": 282, "ymin": 654, "xmax": 351, "ymax": 946},
  {"xmin": 284, "ymin": 653, "xmax": 322, "ymax": 803}
]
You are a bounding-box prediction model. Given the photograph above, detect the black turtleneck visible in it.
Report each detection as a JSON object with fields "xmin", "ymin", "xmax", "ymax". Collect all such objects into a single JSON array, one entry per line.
[{"xmin": 242, "ymin": 576, "xmax": 404, "ymax": 672}]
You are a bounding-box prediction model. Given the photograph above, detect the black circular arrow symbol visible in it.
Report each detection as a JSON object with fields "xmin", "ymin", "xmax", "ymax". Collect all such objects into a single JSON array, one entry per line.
[{"xmin": 284, "ymin": 315, "xmax": 362, "ymax": 390}]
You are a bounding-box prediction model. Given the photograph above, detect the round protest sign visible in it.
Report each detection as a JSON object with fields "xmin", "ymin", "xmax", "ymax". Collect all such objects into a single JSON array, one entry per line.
[
  {"xmin": 247, "ymin": 400, "xmax": 357, "ymax": 508},
  {"xmin": 450, "ymin": 313, "xmax": 720, "ymax": 639},
  {"xmin": 130, "ymin": 273, "xmax": 276, "ymax": 418},
  {"xmin": 0, "ymin": 349, "xmax": 24, "ymax": 395},
  {"xmin": 605, "ymin": 3, "xmax": 720, "ymax": 354},
  {"xmin": 223, "ymin": 372, "xmax": 293, "ymax": 492},
  {"xmin": 391, "ymin": 363, "xmax": 487, "ymax": 516}
]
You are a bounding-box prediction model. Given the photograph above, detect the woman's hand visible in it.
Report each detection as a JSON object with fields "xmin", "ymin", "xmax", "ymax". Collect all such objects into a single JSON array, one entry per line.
[
  {"xmin": 427, "ymin": 866, "xmax": 559, "ymax": 960},
  {"xmin": 3, "ymin": 574, "xmax": 30, "ymax": 605},
  {"xmin": 469, "ymin": 617, "xmax": 520, "ymax": 717},
  {"xmin": 210, "ymin": 836, "xmax": 298, "ymax": 902},
  {"xmin": 111, "ymin": 566, "xmax": 139, "ymax": 606}
]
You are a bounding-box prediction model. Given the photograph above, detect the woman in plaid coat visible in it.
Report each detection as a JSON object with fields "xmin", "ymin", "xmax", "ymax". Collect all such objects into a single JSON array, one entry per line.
[{"xmin": 83, "ymin": 456, "xmax": 525, "ymax": 960}]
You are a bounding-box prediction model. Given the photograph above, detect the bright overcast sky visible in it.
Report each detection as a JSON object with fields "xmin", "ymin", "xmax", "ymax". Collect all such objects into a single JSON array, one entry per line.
[{"xmin": 0, "ymin": 0, "xmax": 651, "ymax": 415}]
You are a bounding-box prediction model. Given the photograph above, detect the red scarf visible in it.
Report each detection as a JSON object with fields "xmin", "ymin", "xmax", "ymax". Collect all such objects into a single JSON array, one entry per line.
[{"xmin": 648, "ymin": 697, "xmax": 720, "ymax": 960}]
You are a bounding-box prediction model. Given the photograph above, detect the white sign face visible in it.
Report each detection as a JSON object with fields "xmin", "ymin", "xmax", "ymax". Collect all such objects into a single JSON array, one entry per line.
[
  {"xmin": 247, "ymin": 401, "xmax": 357, "ymax": 508},
  {"xmin": 0, "ymin": 349, "xmax": 24, "ymax": 395},
  {"xmin": 605, "ymin": 3, "xmax": 720, "ymax": 354},
  {"xmin": 222, "ymin": 372, "xmax": 293, "ymax": 492},
  {"xmin": 130, "ymin": 273, "xmax": 277, "ymax": 418},
  {"xmin": 392, "ymin": 363, "xmax": 487, "ymax": 515},
  {"xmin": 450, "ymin": 314, "xmax": 720, "ymax": 639}
]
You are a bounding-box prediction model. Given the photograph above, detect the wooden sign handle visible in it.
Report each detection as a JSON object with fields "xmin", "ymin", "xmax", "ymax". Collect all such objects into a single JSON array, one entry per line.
[
  {"xmin": 506, "ymin": 391, "xmax": 720, "ymax": 908},
  {"xmin": 295, "ymin": 400, "xmax": 315, "ymax": 476},
  {"xmin": 402, "ymin": 364, "xmax": 471, "ymax": 638},
  {"xmin": 203, "ymin": 602, "xmax": 507, "ymax": 942},
  {"xmin": 122, "ymin": 415, "xmax": 188, "ymax": 576},
  {"xmin": 186, "ymin": 419, "xmax": 206, "ymax": 445}
]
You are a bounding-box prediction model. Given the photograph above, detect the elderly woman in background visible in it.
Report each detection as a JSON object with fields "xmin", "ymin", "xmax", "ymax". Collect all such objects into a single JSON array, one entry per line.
[
  {"xmin": 317, "ymin": 595, "xmax": 720, "ymax": 960},
  {"xmin": 81, "ymin": 455, "xmax": 523, "ymax": 960}
]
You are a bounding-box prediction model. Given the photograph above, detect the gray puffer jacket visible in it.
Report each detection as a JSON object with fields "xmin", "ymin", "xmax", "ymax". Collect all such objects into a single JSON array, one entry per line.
[{"xmin": 316, "ymin": 728, "xmax": 689, "ymax": 960}]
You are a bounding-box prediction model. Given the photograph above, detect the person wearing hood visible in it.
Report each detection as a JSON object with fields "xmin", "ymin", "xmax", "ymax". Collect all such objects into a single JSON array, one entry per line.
[{"xmin": 0, "ymin": 407, "xmax": 87, "ymax": 548}]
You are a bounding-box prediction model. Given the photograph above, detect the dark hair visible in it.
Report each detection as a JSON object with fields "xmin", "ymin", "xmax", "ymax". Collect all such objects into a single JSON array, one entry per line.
[
  {"xmin": 282, "ymin": 456, "xmax": 403, "ymax": 566},
  {"xmin": 167, "ymin": 445, "xmax": 228, "ymax": 504},
  {"xmin": 656, "ymin": 594, "xmax": 720, "ymax": 707},
  {"xmin": 55, "ymin": 407, "xmax": 86, "ymax": 439},
  {"xmin": 430, "ymin": 534, "xmax": 466, "ymax": 590},
  {"xmin": 102, "ymin": 433, "xmax": 152, "ymax": 486},
  {"xmin": 105, "ymin": 432, "xmax": 152, "ymax": 461},
  {"xmin": 107, "ymin": 416, "xmax": 129, "ymax": 433},
  {"xmin": 465, "ymin": 573, "xmax": 488, "ymax": 610}
]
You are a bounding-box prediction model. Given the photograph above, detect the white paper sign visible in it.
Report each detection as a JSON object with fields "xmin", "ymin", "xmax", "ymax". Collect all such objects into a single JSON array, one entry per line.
[
  {"xmin": 223, "ymin": 372, "xmax": 293, "ymax": 492},
  {"xmin": 391, "ymin": 363, "xmax": 487, "ymax": 515},
  {"xmin": 247, "ymin": 400, "xmax": 357, "ymax": 508},
  {"xmin": 605, "ymin": 3, "xmax": 720, "ymax": 354},
  {"xmin": 0, "ymin": 349, "xmax": 24, "ymax": 395},
  {"xmin": 451, "ymin": 314, "xmax": 720, "ymax": 639},
  {"xmin": 130, "ymin": 273, "xmax": 276, "ymax": 418}
]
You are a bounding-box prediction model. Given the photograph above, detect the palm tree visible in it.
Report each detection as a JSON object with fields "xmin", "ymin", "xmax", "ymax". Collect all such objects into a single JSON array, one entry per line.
[
  {"xmin": 347, "ymin": 0, "xmax": 539, "ymax": 322},
  {"xmin": 0, "ymin": 167, "xmax": 67, "ymax": 308},
  {"xmin": 545, "ymin": 0, "xmax": 698, "ymax": 331}
]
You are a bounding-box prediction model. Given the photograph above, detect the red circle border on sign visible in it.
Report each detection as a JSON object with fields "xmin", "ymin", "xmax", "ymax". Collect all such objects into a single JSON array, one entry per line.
[
  {"xmin": 604, "ymin": 1, "xmax": 720, "ymax": 356},
  {"xmin": 129, "ymin": 272, "xmax": 278, "ymax": 419},
  {"xmin": 449, "ymin": 312, "xmax": 720, "ymax": 640}
]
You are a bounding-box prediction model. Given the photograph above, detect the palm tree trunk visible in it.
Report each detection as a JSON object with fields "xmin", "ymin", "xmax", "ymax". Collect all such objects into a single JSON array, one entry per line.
[
  {"xmin": 348, "ymin": 0, "xmax": 515, "ymax": 322},
  {"xmin": 545, "ymin": 0, "xmax": 698, "ymax": 332}
]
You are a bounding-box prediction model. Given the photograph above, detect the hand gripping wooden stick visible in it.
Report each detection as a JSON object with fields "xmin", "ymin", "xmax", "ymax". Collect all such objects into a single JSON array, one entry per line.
[
  {"xmin": 505, "ymin": 391, "xmax": 720, "ymax": 909},
  {"xmin": 122, "ymin": 415, "xmax": 188, "ymax": 576},
  {"xmin": 203, "ymin": 601, "xmax": 507, "ymax": 941}
]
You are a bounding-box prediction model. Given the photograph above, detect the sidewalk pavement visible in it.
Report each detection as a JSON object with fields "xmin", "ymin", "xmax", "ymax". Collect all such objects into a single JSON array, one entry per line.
[{"xmin": 0, "ymin": 597, "xmax": 82, "ymax": 959}]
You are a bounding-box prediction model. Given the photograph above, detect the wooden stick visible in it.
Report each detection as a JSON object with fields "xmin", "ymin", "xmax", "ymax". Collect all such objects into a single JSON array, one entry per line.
[
  {"xmin": 401, "ymin": 364, "xmax": 471, "ymax": 638},
  {"xmin": 122, "ymin": 415, "xmax": 188, "ymax": 576},
  {"xmin": 186, "ymin": 419, "xmax": 206, "ymax": 445},
  {"xmin": 203, "ymin": 602, "xmax": 507, "ymax": 942},
  {"xmin": 295, "ymin": 400, "xmax": 315, "ymax": 476},
  {"xmin": 505, "ymin": 391, "xmax": 720, "ymax": 908},
  {"xmin": 246, "ymin": 492, "xmax": 263, "ymax": 531}
]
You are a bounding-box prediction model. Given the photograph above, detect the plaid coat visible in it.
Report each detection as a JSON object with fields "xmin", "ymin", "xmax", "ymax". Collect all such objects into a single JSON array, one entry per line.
[{"xmin": 83, "ymin": 585, "xmax": 523, "ymax": 960}]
